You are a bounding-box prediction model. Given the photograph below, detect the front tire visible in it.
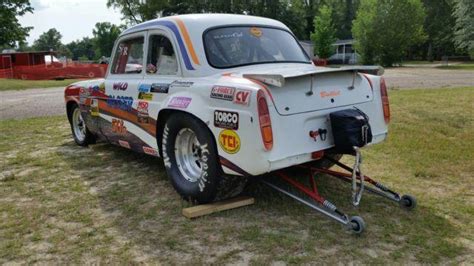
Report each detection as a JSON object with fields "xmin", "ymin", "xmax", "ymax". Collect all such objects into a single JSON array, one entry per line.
[
  {"xmin": 68, "ymin": 103, "xmax": 96, "ymax": 146},
  {"xmin": 162, "ymin": 113, "xmax": 247, "ymax": 203}
]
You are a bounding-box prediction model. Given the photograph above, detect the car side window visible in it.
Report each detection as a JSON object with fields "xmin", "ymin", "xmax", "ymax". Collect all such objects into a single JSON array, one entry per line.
[
  {"xmin": 146, "ymin": 35, "xmax": 178, "ymax": 75},
  {"xmin": 111, "ymin": 36, "xmax": 144, "ymax": 74}
]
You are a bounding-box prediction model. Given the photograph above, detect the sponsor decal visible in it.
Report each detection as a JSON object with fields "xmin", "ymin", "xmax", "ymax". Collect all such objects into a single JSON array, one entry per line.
[
  {"xmin": 90, "ymin": 99, "xmax": 99, "ymax": 116},
  {"xmin": 99, "ymin": 82, "xmax": 105, "ymax": 93},
  {"xmin": 214, "ymin": 110, "xmax": 239, "ymax": 130},
  {"xmin": 150, "ymin": 83, "xmax": 169, "ymax": 93},
  {"xmin": 137, "ymin": 101, "xmax": 150, "ymax": 123},
  {"xmin": 118, "ymin": 140, "xmax": 130, "ymax": 149},
  {"xmin": 143, "ymin": 146, "xmax": 158, "ymax": 156},
  {"xmin": 168, "ymin": 97, "xmax": 191, "ymax": 108},
  {"xmin": 233, "ymin": 89, "xmax": 251, "ymax": 105},
  {"xmin": 218, "ymin": 129, "xmax": 241, "ymax": 154},
  {"xmin": 79, "ymin": 87, "xmax": 90, "ymax": 104},
  {"xmin": 138, "ymin": 84, "xmax": 153, "ymax": 100},
  {"xmin": 210, "ymin": 86, "xmax": 235, "ymax": 101},
  {"xmin": 250, "ymin": 27, "xmax": 262, "ymax": 37},
  {"xmin": 113, "ymin": 82, "xmax": 128, "ymax": 91},
  {"xmin": 171, "ymin": 80, "xmax": 194, "ymax": 88},
  {"xmin": 320, "ymin": 90, "xmax": 341, "ymax": 98},
  {"xmin": 112, "ymin": 118, "xmax": 127, "ymax": 134},
  {"xmin": 107, "ymin": 95, "xmax": 133, "ymax": 111}
]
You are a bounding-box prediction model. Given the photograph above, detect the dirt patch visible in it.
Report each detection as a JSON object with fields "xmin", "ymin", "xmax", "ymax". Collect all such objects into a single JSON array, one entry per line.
[{"xmin": 384, "ymin": 67, "xmax": 474, "ymax": 89}]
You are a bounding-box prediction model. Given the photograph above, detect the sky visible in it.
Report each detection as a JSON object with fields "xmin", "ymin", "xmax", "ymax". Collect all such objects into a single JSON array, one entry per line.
[{"xmin": 18, "ymin": 0, "xmax": 123, "ymax": 45}]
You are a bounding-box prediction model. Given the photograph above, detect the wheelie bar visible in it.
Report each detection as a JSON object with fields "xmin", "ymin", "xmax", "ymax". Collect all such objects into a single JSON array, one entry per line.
[{"xmin": 262, "ymin": 155, "xmax": 416, "ymax": 234}]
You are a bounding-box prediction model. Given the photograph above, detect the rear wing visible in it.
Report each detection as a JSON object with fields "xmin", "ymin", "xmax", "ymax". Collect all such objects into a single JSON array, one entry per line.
[{"xmin": 243, "ymin": 66, "xmax": 384, "ymax": 87}]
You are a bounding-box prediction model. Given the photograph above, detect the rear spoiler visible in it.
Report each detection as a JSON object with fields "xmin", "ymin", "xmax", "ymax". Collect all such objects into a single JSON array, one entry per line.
[{"xmin": 243, "ymin": 66, "xmax": 384, "ymax": 87}]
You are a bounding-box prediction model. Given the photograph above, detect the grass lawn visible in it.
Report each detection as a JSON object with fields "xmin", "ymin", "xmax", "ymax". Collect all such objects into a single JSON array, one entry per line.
[
  {"xmin": 0, "ymin": 88, "xmax": 473, "ymax": 264},
  {"xmin": 0, "ymin": 78, "xmax": 84, "ymax": 91},
  {"xmin": 437, "ymin": 62, "xmax": 474, "ymax": 70}
]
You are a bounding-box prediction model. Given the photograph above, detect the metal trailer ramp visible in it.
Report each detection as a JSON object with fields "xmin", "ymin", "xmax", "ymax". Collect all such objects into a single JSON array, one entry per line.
[{"xmin": 261, "ymin": 150, "xmax": 416, "ymax": 234}]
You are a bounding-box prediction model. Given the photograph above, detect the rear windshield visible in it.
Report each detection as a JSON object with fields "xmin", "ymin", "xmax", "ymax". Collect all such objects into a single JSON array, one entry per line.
[{"xmin": 204, "ymin": 26, "xmax": 310, "ymax": 68}]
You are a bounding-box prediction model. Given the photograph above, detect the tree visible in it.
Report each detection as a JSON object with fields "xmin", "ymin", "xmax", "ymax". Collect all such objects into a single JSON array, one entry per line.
[
  {"xmin": 66, "ymin": 37, "xmax": 96, "ymax": 60},
  {"xmin": 0, "ymin": 0, "xmax": 33, "ymax": 47},
  {"xmin": 92, "ymin": 22, "xmax": 122, "ymax": 58},
  {"xmin": 310, "ymin": 5, "xmax": 336, "ymax": 59},
  {"xmin": 33, "ymin": 28, "xmax": 63, "ymax": 51},
  {"xmin": 453, "ymin": 0, "xmax": 474, "ymax": 58},
  {"xmin": 352, "ymin": 0, "xmax": 426, "ymax": 66}
]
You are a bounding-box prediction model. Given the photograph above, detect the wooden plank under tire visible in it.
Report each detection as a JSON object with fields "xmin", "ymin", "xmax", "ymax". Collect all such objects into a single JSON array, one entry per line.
[{"xmin": 182, "ymin": 196, "xmax": 255, "ymax": 219}]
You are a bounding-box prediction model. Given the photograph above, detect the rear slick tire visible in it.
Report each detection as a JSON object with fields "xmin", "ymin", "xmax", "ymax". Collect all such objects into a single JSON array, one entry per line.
[{"xmin": 162, "ymin": 113, "xmax": 247, "ymax": 204}]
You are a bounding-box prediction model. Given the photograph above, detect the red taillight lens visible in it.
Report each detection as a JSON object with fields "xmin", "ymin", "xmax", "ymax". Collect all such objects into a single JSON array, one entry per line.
[
  {"xmin": 380, "ymin": 78, "xmax": 390, "ymax": 124},
  {"xmin": 257, "ymin": 90, "xmax": 273, "ymax": 151}
]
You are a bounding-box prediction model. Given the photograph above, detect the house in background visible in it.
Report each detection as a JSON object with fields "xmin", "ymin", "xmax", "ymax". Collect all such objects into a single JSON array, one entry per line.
[{"xmin": 328, "ymin": 39, "xmax": 360, "ymax": 65}]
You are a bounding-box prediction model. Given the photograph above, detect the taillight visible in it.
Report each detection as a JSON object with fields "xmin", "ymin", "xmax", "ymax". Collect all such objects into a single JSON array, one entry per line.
[
  {"xmin": 380, "ymin": 78, "xmax": 390, "ymax": 124},
  {"xmin": 257, "ymin": 90, "xmax": 273, "ymax": 151}
]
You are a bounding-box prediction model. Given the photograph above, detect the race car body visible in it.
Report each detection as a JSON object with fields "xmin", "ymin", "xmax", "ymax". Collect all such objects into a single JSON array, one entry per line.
[{"xmin": 65, "ymin": 14, "xmax": 390, "ymax": 203}]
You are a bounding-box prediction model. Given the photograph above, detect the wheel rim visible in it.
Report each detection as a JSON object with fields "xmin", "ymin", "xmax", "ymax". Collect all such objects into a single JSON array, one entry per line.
[
  {"xmin": 174, "ymin": 128, "xmax": 203, "ymax": 183},
  {"xmin": 72, "ymin": 108, "xmax": 86, "ymax": 142}
]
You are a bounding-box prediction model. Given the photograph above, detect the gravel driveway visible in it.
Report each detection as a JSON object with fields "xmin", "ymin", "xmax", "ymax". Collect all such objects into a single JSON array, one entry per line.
[{"xmin": 0, "ymin": 67, "xmax": 473, "ymax": 120}]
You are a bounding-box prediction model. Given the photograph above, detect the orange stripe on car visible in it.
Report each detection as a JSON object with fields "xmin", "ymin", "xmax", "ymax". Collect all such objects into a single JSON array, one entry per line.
[{"xmin": 173, "ymin": 18, "xmax": 200, "ymax": 66}]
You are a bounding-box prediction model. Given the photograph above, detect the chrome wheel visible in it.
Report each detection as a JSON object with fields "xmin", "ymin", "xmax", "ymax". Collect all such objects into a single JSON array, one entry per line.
[
  {"xmin": 174, "ymin": 128, "xmax": 203, "ymax": 182},
  {"xmin": 72, "ymin": 107, "xmax": 86, "ymax": 142}
]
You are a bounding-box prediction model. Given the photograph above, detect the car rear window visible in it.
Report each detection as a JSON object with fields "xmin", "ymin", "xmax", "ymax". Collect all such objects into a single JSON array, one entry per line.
[{"xmin": 204, "ymin": 26, "xmax": 310, "ymax": 68}]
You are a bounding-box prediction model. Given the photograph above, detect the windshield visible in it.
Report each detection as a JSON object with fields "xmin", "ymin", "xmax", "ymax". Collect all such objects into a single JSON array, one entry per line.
[{"xmin": 204, "ymin": 26, "xmax": 310, "ymax": 68}]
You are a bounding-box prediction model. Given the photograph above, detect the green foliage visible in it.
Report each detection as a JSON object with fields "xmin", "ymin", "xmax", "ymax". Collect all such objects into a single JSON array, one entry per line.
[
  {"xmin": 92, "ymin": 22, "xmax": 123, "ymax": 58},
  {"xmin": 453, "ymin": 0, "xmax": 474, "ymax": 58},
  {"xmin": 0, "ymin": 0, "xmax": 33, "ymax": 47},
  {"xmin": 33, "ymin": 28, "xmax": 63, "ymax": 51},
  {"xmin": 66, "ymin": 37, "xmax": 96, "ymax": 60},
  {"xmin": 310, "ymin": 5, "xmax": 336, "ymax": 59},
  {"xmin": 353, "ymin": 0, "xmax": 427, "ymax": 66}
]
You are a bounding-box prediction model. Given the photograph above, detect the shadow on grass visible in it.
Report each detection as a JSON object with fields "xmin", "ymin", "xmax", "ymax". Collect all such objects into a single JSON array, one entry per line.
[{"xmin": 56, "ymin": 140, "xmax": 466, "ymax": 264}]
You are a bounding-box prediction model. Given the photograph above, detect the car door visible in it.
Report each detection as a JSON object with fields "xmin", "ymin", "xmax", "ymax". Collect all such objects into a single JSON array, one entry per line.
[
  {"xmin": 134, "ymin": 29, "xmax": 183, "ymax": 155},
  {"xmin": 101, "ymin": 32, "xmax": 146, "ymax": 149}
]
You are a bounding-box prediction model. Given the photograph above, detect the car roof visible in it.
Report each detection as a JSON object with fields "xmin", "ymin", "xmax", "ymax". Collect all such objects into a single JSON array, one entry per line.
[{"xmin": 120, "ymin": 13, "xmax": 289, "ymax": 37}]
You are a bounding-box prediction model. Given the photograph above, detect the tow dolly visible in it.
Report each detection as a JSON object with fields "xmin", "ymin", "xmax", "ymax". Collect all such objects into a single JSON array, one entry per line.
[{"xmin": 261, "ymin": 148, "xmax": 417, "ymax": 234}]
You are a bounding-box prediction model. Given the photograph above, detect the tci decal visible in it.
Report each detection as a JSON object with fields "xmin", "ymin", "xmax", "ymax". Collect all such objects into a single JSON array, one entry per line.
[
  {"xmin": 107, "ymin": 96, "xmax": 133, "ymax": 111},
  {"xmin": 214, "ymin": 110, "xmax": 239, "ymax": 130},
  {"xmin": 137, "ymin": 101, "xmax": 150, "ymax": 123},
  {"xmin": 210, "ymin": 86, "xmax": 235, "ymax": 101},
  {"xmin": 113, "ymin": 82, "xmax": 128, "ymax": 91},
  {"xmin": 168, "ymin": 97, "xmax": 192, "ymax": 108},
  {"xmin": 150, "ymin": 83, "xmax": 169, "ymax": 93},
  {"xmin": 218, "ymin": 129, "xmax": 241, "ymax": 154},
  {"xmin": 233, "ymin": 89, "xmax": 251, "ymax": 105},
  {"xmin": 112, "ymin": 119, "xmax": 127, "ymax": 134}
]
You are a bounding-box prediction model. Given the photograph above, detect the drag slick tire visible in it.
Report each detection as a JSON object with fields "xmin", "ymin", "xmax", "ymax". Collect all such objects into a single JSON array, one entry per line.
[
  {"xmin": 162, "ymin": 113, "xmax": 247, "ymax": 204},
  {"xmin": 68, "ymin": 103, "xmax": 96, "ymax": 146}
]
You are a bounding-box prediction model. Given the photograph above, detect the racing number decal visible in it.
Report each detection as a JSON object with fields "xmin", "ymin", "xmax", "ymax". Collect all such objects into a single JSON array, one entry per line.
[{"xmin": 218, "ymin": 129, "xmax": 240, "ymax": 154}]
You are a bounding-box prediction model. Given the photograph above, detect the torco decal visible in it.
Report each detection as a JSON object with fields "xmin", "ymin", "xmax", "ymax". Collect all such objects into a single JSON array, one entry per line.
[
  {"xmin": 168, "ymin": 97, "xmax": 191, "ymax": 108},
  {"xmin": 150, "ymin": 83, "xmax": 169, "ymax": 93},
  {"xmin": 118, "ymin": 140, "xmax": 130, "ymax": 149},
  {"xmin": 218, "ymin": 129, "xmax": 241, "ymax": 154},
  {"xmin": 90, "ymin": 99, "xmax": 99, "ymax": 116},
  {"xmin": 210, "ymin": 86, "xmax": 235, "ymax": 101},
  {"xmin": 143, "ymin": 146, "xmax": 158, "ymax": 156},
  {"xmin": 214, "ymin": 110, "xmax": 239, "ymax": 130},
  {"xmin": 112, "ymin": 119, "xmax": 127, "ymax": 134},
  {"xmin": 113, "ymin": 82, "xmax": 128, "ymax": 91},
  {"xmin": 233, "ymin": 89, "xmax": 251, "ymax": 106},
  {"xmin": 137, "ymin": 101, "xmax": 150, "ymax": 123}
]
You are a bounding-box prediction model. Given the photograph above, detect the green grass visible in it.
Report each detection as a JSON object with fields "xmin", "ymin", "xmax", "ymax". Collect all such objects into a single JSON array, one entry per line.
[
  {"xmin": 0, "ymin": 78, "xmax": 84, "ymax": 91},
  {"xmin": 0, "ymin": 87, "xmax": 473, "ymax": 264},
  {"xmin": 437, "ymin": 62, "xmax": 474, "ymax": 70}
]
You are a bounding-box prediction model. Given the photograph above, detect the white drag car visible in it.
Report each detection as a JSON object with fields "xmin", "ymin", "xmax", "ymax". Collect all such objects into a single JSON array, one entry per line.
[{"xmin": 65, "ymin": 14, "xmax": 414, "ymax": 233}]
